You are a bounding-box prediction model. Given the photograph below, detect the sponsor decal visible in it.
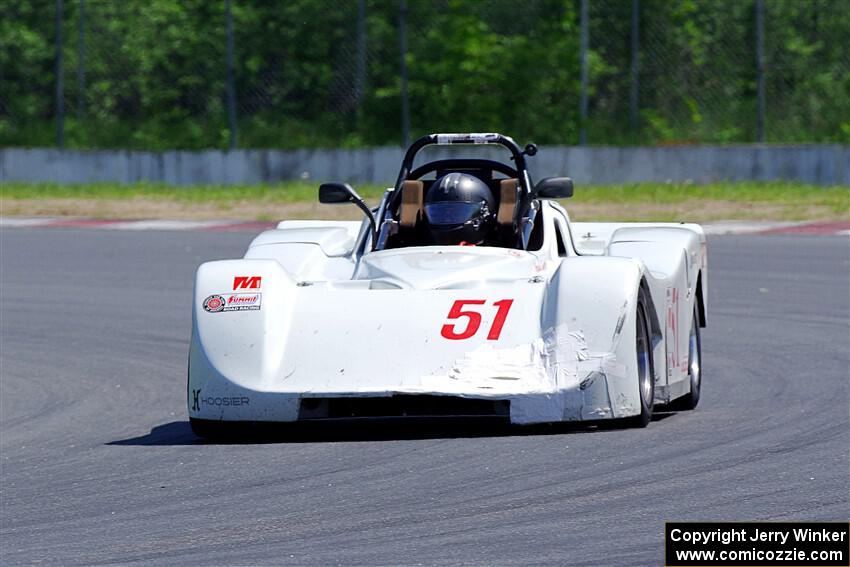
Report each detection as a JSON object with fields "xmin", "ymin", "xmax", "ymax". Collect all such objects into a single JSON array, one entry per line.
[
  {"xmin": 203, "ymin": 294, "xmax": 225, "ymax": 313},
  {"xmin": 666, "ymin": 287, "xmax": 680, "ymax": 378},
  {"xmin": 202, "ymin": 293, "xmax": 262, "ymax": 312},
  {"xmin": 190, "ymin": 389, "xmax": 250, "ymax": 410},
  {"xmin": 201, "ymin": 395, "xmax": 250, "ymax": 407},
  {"xmin": 225, "ymin": 293, "xmax": 261, "ymax": 310},
  {"xmin": 233, "ymin": 276, "xmax": 262, "ymax": 290}
]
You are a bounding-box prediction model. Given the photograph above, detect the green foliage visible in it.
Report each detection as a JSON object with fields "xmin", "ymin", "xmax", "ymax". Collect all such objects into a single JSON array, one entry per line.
[
  {"xmin": 570, "ymin": 181, "xmax": 849, "ymax": 212},
  {"xmin": 0, "ymin": 0, "xmax": 848, "ymax": 149},
  {"xmin": 0, "ymin": 180, "xmax": 389, "ymax": 203}
]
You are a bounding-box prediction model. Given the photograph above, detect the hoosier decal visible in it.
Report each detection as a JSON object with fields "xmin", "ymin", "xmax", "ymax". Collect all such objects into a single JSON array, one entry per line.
[{"xmin": 190, "ymin": 389, "xmax": 249, "ymax": 410}]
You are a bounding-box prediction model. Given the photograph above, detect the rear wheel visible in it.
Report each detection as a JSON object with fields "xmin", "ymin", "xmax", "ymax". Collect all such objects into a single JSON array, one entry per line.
[
  {"xmin": 674, "ymin": 305, "xmax": 702, "ymax": 410},
  {"xmin": 627, "ymin": 292, "xmax": 654, "ymax": 428}
]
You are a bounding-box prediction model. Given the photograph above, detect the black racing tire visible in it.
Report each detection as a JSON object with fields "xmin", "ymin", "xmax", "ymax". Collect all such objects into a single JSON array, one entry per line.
[
  {"xmin": 673, "ymin": 304, "xmax": 702, "ymax": 410},
  {"xmin": 625, "ymin": 290, "xmax": 655, "ymax": 428}
]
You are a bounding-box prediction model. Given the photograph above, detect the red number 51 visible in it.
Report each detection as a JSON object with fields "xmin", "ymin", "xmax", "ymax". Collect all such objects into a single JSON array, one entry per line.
[{"xmin": 440, "ymin": 299, "xmax": 514, "ymax": 341}]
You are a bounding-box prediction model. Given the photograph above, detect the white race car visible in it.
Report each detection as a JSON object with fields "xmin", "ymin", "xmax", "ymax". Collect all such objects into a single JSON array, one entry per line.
[{"xmin": 188, "ymin": 133, "xmax": 706, "ymax": 437}]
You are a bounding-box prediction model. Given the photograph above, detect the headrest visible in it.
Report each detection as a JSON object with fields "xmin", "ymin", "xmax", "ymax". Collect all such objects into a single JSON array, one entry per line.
[
  {"xmin": 400, "ymin": 180, "xmax": 424, "ymax": 228},
  {"xmin": 497, "ymin": 178, "xmax": 519, "ymax": 226}
]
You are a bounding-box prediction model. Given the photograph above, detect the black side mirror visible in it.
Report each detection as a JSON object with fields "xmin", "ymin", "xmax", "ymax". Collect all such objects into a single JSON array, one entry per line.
[
  {"xmin": 534, "ymin": 177, "xmax": 574, "ymax": 199},
  {"xmin": 318, "ymin": 182, "xmax": 377, "ymax": 246},
  {"xmin": 319, "ymin": 182, "xmax": 358, "ymax": 204}
]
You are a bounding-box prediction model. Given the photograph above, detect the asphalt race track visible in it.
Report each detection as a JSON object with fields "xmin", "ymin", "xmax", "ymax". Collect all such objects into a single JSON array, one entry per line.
[{"xmin": 1, "ymin": 228, "xmax": 848, "ymax": 566}]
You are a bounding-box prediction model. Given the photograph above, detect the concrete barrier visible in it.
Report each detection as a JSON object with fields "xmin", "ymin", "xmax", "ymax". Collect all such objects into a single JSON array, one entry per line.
[{"xmin": 1, "ymin": 144, "xmax": 847, "ymax": 186}]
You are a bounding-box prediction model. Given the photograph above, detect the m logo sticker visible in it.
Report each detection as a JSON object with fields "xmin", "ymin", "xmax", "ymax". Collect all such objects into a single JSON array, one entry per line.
[{"xmin": 233, "ymin": 276, "xmax": 261, "ymax": 290}]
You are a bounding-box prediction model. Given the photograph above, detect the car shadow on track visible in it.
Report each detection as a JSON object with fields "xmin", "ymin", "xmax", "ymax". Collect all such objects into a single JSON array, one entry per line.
[
  {"xmin": 109, "ymin": 412, "xmax": 678, "ymax": 446},
  {"xmin": 108, "ymin": 421, "xmax": 198, "ymax": 446}
]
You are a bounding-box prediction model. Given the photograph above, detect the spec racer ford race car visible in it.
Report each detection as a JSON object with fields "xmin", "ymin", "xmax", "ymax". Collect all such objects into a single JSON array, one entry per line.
[{"xmin": 188, "ymin": 133, "xmax": 706, "ymax": 437}]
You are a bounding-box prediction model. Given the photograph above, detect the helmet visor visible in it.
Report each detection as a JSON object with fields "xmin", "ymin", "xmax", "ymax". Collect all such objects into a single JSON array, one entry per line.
[{"xmin": 425, "ymin": 202, "xmax": 482, "ymax": 226}]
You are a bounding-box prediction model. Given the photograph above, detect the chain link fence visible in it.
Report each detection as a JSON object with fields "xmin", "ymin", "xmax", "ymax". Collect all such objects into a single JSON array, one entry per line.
[{"xmin": 1, "ymin": 0, "xmax": 847, "ymax": 151}]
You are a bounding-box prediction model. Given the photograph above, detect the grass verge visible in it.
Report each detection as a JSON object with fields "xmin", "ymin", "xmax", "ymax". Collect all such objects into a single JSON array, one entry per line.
[{"xmin": 1, "ymin": 181, "xmax": 847, "ymax": 223}]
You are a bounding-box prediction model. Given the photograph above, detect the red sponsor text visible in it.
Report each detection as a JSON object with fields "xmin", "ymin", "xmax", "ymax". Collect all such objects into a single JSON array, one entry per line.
[{"xmin": 233, "ymin": 276, "xmax": 262, "ymax": 290}]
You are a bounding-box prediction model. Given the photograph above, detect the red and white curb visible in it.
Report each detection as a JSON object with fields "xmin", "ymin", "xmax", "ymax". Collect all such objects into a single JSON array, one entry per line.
[
  {"xmin": 700, "ymin": 220, "xmax": 849, "ymax": 236},
  {"xmin": 1, "ymin": 217, "xmax": 848, "ymax": 236},
  {"xmin": 0, "ymin": 217, "xmax": 278, "ymax": 232}
]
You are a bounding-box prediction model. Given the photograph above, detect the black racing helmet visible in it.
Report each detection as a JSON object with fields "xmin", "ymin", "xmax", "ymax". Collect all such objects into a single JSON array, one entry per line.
[{"xmin": 424, "ymin": 172, "xmax": 495, "ymax": 245}]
